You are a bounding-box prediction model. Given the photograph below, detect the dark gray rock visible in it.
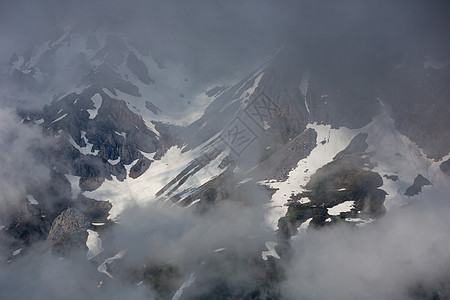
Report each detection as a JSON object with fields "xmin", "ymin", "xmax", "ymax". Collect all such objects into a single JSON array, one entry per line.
[
  {"xmin": 440, "ymin": 158, "xmax": 450, "ymax": 176},
  {"xmin": 46, "ymin": 208, "xmax": 89, "ymax": 255},
  {"xmin": 129, "ymin": 157, "xmax": 152, "ymax": 179},
  {"xmin": 334, "ymin": 133, "xmax": 369, "ymax": 160},
  {"xmin": 255, "ymin": 128, "xmax": 317, "ymax": 181},
  {"xmin": 145, "ymin": 101, "xmax": 161, "ymax": 115},
  {"xmin": 127, "ymin": 52, "xmax": 151, "ymax": 84},
  {"xmin": 404, "ymin": 174, "xmax": 432, "ymax": 196}
]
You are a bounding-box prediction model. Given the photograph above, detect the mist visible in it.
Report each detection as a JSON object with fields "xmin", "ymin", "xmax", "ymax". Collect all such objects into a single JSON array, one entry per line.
[
  {"xmin": 0, "ymin": 178, "xmax": 276, "ymax": 299},
  {"xmin": 0, "ymin": 108, "xmax": 52, "ymax": 220},
  {"xmin": 0, "ymin": 0, "xmax": 449, "ymax": 299},
  {"xmin": 282, "ymin": 190, "xmax": 450, "ymax": 299}
]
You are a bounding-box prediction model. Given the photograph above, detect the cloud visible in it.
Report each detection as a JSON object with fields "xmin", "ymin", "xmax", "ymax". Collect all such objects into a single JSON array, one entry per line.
[
  {"xmin": 0, "ymin": 108, "xmax": 51, "ymax": 220},
  {"xmin": 282, "ymin": 189, "xmax": 450, "ymax": 299},
  {"xmin": 0, "ymin": 178, "xmax": 276, "ymax": 299},
  {"xmin": 2, "ymin": 0, "xmax": 447, "ymax": 81},
  {"xmin": 0, "ymin": 1, "xmax": 449, "ymax": 298}
]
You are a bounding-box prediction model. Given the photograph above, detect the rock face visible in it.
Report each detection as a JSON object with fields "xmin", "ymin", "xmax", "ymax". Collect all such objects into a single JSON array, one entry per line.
[
  {"xmin": 278, "ymin": 134, "xmax": 386, "ymax": 238},
  {"xmin": 404, "ymin": 174, "xmax": 432, "ymax": 197},
  {"xmin": 47, "ymin": 208, "xmax": 90, "ymax": 255},
  {"xmin": 440, "ymin": 158, "xmax": 450, "ymax": 176}
]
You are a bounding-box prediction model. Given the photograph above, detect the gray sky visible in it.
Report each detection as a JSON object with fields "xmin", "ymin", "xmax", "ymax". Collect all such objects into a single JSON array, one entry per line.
[{"xmin": 1, "ymin": 0, "xmax": 449, "ymax": 80}]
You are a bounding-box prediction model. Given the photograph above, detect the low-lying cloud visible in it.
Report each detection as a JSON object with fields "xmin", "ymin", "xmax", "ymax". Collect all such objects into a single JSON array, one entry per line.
[{"xmin": 282, "ymin": 189, "xmax": 450, "ymax": 299}]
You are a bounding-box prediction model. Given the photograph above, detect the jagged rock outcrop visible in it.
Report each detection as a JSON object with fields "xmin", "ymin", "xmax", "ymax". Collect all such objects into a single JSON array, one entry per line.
[{"xmin": 47, "ymin": 208, "xmax": 90, "ymax": 255}]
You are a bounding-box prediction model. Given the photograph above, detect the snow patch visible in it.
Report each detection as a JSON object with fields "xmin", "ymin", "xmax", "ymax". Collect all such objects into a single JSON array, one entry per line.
[
  {"xmin": 299, "ymin": 197, "xmax": 311, "ymax": 204},
  {"xmin": 51, "ymin": 113, "xmax": 68, "ymax": 124},
  {"xmin": 26, "ymin": 194, "xmax": 38, "ymax": 205},
  {"xmin": 239, "ymin": 71, "xmax": 264, "ymax": 103},
  {"xmin": 97, "ymin": 250, "xmax": 126, "ymax": 279},
  {"xmin": 65, "ymin": 174, "xmax": 81, "ymax": 199},
  {"xmin": 299, "ymin": 71, "xmax": 310, "ymax": 114},
  {"xmin": 291, "ymin": 218, "xmax": 313, "ymax": 241},
  {"xmin": 86, "ymin": 145, "xmax": 227, "ymax": 220},
  {"xmin": 87, "ymin": 93, "xmax": 102, "ymax": 119},
  {"xmin": 264, "ymin": 123, "xmax": 359, "ymax": 230},
  {"xmin": 345, "ymin": 217, "xmax": 374, "ymax": 227},
  {"xmin": 360, "ymin": 112, "xmax": 450, "ymax": 210},
  {"xmin": 68, "ymin": 131, "xmax": 99, "ymax": 156},
  {"xmin": 108, "ymin": 157, "xmax": 121, "ymax": 165},
  {"xmin": 327, "ymin": 201, "xmax": 354, "ymax": 216},
  {"xmin": 262, "ymin": 241, "xmax": 280, "ymax": 260},
  {"xmin": 86, "ymin": 229, "xmax": 104, "ymax": 260},
  {"xmin": 115, "ymin": 131, "xmax": 127, "ymax": 138},
  {"xmin": 185, "ymin": 199, "xmax": 201, "ymax": 208},
  {"xmin": 172, "ymin": 273, "xmax": 196, "ymax": 300}
]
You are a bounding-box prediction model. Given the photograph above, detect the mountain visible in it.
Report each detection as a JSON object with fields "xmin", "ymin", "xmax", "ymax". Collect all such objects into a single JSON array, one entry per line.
[{"xmin": 1, "ymin": 25, "xmax": 449, "ymax": 299}]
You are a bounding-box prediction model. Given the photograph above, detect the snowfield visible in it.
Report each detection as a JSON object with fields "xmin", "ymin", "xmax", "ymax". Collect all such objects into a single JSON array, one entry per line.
[
  {"xmin": 85, "ymin": 144, "xmax": 229, "ymax": 220},
  {"xmin": 263, "ymin": 108, "xmax": 450, "ymax": 230},
  {"xmin": 86, "ymin": 229, "xmax": 104, "ymax": 260},
  {"xmin": 263, "ymin": 123, "xmax": 359, "ymax": 230}
]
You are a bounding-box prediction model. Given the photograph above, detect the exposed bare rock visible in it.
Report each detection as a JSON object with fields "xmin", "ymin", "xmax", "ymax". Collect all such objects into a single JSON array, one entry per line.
[
  {"xmin": 404, "ymin": 174, "xmax": 432, "ymax": 197},
  {"xmin": 440, "ymin": 158, "xmax": 450, "ymax": 176},
  {"xmin": 79, "ymin": 176, "xmax": 105, "ymax": 192},
  {"xmin": 129, "ymin": 157, "xmax": 152, "ymax": 179},
  {"xmin": 256, "ymin": 128, "xmax": 317, "ymax": 181},
  {"xmin": 145, "ymin": 101, "xmax": 161, "ymax": 114},
  {"xmin": 127, "ymin": 51, "xmax": 151, "ymax": 84},
  {"xmin": 46, "ymin": 208, "xmax": 90, "ymax": 255}
]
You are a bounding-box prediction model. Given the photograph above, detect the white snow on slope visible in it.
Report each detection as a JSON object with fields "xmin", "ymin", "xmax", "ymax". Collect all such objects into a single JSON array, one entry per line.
[
  {"xmin": 115, "ymin": 131, "xmax": 126, "ymax": 138},
  {"xmin": 85, "ymin": 145, "xmax": 228, "ymax": 220},
  {"xmin": 299, "ymin": 71, "xmax": 310, "ymax": 114},
  {"xmin": 68, "ymin": 131, "xmax": 99, "ymax": 156},
  {"xmin": 110, "ymin": 48, "xmax": 215, "ymax": 126},
  {"xmin": 360, "ymin": 112, "xmax": 450, "ymax": 209},
  {"xmin": 65, "ymin": 174, "xmax": 81, "ymax": 199},
  {"xmin": 291, "ymin": 218, "xmax": 313, "ymax": 241},
  {"xmin": 108, "ymin": 157, "xmax": 121, "ymax": 165},
  {"xmin": 26, "ymin": 194, "xmax": 38, "ymax": 205},
  {"xmin": 298, "ymin": 218, "xmax": 312, "ymax": 233},
  {"xmin": 239, "ymin": 71, "xmax": 264, "ymax": 103},
  {"xmin": 86, "ymin": 229, "xmax": 104, "ymax": 260},
  {"xmin": 263, "ymin": 123, "xmax": 359, "ymax": 230},
  {"xmin": 327, "ymin": 201, "xmax": 355, "ymax": 216},
  {"xmin": 185, "ymin": 199, "xmax": 201, "ymax": 208},
  {"xmin": 263, "ymin": 108, "xmax": 450, "ymax": 230},
  {"xmin": 97, "ymin": 250, "xmax": 126, "ymax": 279},
  {"xmin": 172, "ymin": 273, "xmax": 196, "ymax": 300},
  {"xmin": 262, "ymin": 241, "xmax": 280, "ymax": 260},
  {"xmin": 87, "ymin": 93, "xmax": 102, "ymax": 119},
  {"xmin": 51, "ymin": 113, "xmax": 68, "ymax": 124},
  {"xmin": 217, "ymin": 70, "xmax": 265, "ymax": 115},
  {"xmin": 345, "ymin": 217, "xmax": 374, "ymax": 227}
]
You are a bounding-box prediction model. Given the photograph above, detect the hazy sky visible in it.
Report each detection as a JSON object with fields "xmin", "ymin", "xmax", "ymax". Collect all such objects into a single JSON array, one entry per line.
[{"xmin": 1, "ymin": 0, "xmax": 449, "ymax": 79}]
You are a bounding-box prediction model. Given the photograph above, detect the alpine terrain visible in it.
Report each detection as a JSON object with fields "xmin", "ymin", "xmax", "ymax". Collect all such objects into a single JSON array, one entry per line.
[{"xmin": 0, "ymin": 1, "xmax": 449, "ymax": 299}]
